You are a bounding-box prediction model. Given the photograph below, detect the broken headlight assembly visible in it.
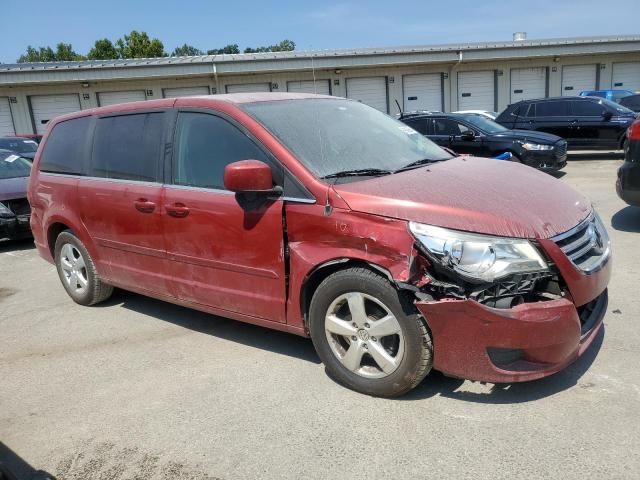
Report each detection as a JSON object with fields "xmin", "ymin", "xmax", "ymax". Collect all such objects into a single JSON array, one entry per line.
[{"xmin": 409, "ymin": 222, "xmax": 548, "ymax": 283}]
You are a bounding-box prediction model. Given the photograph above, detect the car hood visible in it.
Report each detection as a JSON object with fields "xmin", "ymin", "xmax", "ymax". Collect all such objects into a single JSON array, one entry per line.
[
  {"xmin": 332, "ymin": 156, "xmax": 591, "ymax": 239},
  {"xmin": 0, "ymin": 176, "xmax": 29, "ymax": 202},
  {"xmin": 490, "ymin": 129, "xmax": 562, "ymax": 144},
  {"xmin": 19, "ymin": 151, "xmax": 36, "ymax": 160}
]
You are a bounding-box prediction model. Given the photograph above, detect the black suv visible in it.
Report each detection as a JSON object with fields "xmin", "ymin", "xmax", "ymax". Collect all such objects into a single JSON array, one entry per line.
[
  {"xmin": 400, "ymin": 112, "xmax": 567, "ymax": 171},
  {"xmin": 495, "ymin": 96, "xmax": 638, "ymax": 150}
]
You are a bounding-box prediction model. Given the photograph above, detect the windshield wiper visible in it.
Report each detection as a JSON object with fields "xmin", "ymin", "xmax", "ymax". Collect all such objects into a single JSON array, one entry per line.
[
  {"xmin": 321, "ymin": 168, "xmax": 393, "ymax": 180},
  {"xmin": 394, "ymin": 158, "xmax": 443, "ymax": 173}
]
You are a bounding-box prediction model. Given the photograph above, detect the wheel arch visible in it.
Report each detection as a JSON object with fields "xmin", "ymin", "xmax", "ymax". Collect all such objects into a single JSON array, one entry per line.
[{"xmin": 300, "ymin": 258, "xmax": 395, "ymax": 330}]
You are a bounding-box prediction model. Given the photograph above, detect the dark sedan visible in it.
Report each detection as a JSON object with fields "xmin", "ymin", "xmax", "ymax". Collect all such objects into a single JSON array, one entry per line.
[
  {"xmin": 0, "ymin": 136, "xmax": 39, "ymax": 161},
  {"xmin": 400, "ymin": 112, "xmax": 567, "ymax": 171},
  {"xmin": 617, "ymin": 119, "xmax": 640, "ymax": 206},
  {"xmin": 0, "ymin": 149, "xmax": 32, "ymax": 240}
]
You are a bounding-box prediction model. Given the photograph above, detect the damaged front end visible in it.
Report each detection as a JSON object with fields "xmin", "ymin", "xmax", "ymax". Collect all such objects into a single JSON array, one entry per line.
[{"xmin": 401, "ymin": 219, "xmax": 609, "ymax": 383}]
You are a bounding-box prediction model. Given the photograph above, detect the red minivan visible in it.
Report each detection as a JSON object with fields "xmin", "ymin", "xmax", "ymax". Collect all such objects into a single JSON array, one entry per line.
[{"xmin": 28, "ymin": 93, "xmax": 611, "ymax": 397}]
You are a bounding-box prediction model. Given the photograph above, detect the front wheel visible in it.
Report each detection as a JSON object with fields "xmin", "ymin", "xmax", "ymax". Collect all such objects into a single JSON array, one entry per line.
[{"xmin": 309, "ymin": 268, "xmax": 433, "ymax": 397}]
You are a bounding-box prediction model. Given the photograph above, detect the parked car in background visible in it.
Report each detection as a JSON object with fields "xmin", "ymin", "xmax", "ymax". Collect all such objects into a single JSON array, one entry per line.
[
  {"xmin": 29, "ymin": 93, "xmax": 609, "ymax": 397},
  {"xmin": 495, "ymin": 96, "xmax": 638, "ymax": 150},
  {"xmin": 452, "ymin": 110, "xmax": 498, "ymax": 120},
  {"xmin": 619, "ymin": 94, "xmax": 640, "ymax": 113},
  {"xmin": 400, "ymin": 112, "xmax": 567, "ymax": 171},
  {"xmin": 617, "ymin": 119, "xmax": 640, "ymax": 206},
  {"xmin": 0, "ymin": 149, "xmax": 32, "ymax": 240},
  {"xmin": 14, "ymin": 134, "xmax": 43, "ymax": 144},
  {"xmin": 579, "ymin": 89, "xmax": 634, "ymax": 103},
  {"xmin": 0, "ymin": 136, "xmax": 40, "ymax": 160}
]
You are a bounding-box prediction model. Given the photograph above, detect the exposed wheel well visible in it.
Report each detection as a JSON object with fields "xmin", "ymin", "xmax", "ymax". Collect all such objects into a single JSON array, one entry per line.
[
  {"xmin": 47, "ymin": 222, "xmax": 71, "ymax": 257},
  {"xmin": 300, "ymin": 259, "xmax": 394, "ymax": 331}
]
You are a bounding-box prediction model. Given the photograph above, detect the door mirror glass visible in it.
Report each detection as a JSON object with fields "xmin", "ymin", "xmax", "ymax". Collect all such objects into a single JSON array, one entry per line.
[
  {"xmin": 224, "ymin": 159, "xmax": 279, "ymax": 193},
  {"xmin": 460, "ymin": 131, "xmax": 476, "ymax": 141},
  {"xmin": 602, "ymin": 110, "xmax": 613, "ymax": 121}
]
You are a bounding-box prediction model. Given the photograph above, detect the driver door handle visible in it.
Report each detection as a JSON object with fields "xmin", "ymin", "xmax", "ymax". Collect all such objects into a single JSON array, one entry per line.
[
  {"xmin": 134, "ymin": 198, "xmax": 156, "ymax": 213},
  {"xmin": 166, "ymin": 202, "xmax": 190, "ymax": 218}
]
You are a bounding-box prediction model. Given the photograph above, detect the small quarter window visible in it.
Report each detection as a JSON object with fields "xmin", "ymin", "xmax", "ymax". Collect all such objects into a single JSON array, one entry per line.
[{"xmin": 39, "ymin": 116, "xmax": 92, "ymax": 175}]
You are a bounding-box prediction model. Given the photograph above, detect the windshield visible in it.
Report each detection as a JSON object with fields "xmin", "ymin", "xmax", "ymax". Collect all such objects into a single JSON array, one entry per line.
[
  {"xmin": 600, "ymin": 98, "xmax": 635, "ymax": 114},
  {"xmin": 460, "ymin": 115, "xmax": 508, "ymax": 133},
  {"xmin": 0, "ymin": 153, "xmax": 32, "ymax": 179},
  {"xmin": 0, "ymin": 138, "xmax": 38, "ymax": 153},
  {"xmin": 243, "ymin": 99, "xmax": 452, "ymax": 181}
]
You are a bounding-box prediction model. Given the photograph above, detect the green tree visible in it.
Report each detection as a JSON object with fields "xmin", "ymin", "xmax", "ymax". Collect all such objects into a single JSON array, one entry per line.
[
  {"xmin": 171, "ymin": 43, "xmax": 204, "ymax": 56},
  {"xmin": 17, "ymin": 43, "xmax": 84, "ymax": 62},
  {"xmin": 244, "ymin": 39, "xmax": 295, "ymax": 54},
  {"xmin": 54, "ymin": 42, "xmax": 85, "ymax": 61},
  {"xmin": 116, "ymin": 31, "xmax": 166, "ymax": 59},
  {"xmin": 206, "ymin": 44, "xmax": 240, "ymax": 55},
  {"xmin": 88, "ymin": 39, "xmax": 119, "ymax": 60}
]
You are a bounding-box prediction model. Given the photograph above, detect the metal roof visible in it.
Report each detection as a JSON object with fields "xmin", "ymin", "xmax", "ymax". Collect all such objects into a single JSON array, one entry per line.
[{"xmin": 2, "ymin": 34, "xmax": 639, "ymax": 72}]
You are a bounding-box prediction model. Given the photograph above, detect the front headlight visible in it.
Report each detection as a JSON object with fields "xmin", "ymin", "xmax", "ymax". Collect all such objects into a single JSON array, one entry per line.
[
  {"xmin": 521, "ymin": 142, "xmax": 554, "ymax": 151},
  {"xmin": 409, "ymin": 222, "xmax": 548, "ymax": 283}
]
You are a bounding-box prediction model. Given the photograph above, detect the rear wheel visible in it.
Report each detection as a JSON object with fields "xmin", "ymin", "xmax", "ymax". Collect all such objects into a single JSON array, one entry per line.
[
  {"xmin": 309, "ymin": 268, "xmax": 432, "ymax": 397},
  {"xmin": 54, "ymin": 231, "xmax": 113, "ymax": 306}
]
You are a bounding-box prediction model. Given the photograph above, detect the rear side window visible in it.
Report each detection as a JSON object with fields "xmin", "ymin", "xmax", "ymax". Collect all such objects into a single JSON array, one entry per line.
[
  {"xmin": 91, "ymin": 113, "xmax": 164, "ymax": 182},
  {"xmin": 173, "ymin": 112, "xmax": 272, "ymax": 190},
  {"xmin": 535, "ymin": 101, "xmax": 568, "ymax": 117},
  {"xmin": 39, "ymin": 116, "xmax": 91, "ymax": 175},
  {"xmin": 570, "ymin": 101, "xmax": 605, "ymax": 116}
]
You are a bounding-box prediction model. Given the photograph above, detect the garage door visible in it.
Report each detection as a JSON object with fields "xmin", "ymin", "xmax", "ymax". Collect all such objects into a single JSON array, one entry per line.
[
  {"xmin": 511, "ymin": 67, "xmax": 547, "ymax": 103},
  {"xmin": 0, "ymin": 97, "xmax": 15, "ymax": 136},
  {"xmin": 225, "ymin": 83, "xmax": 271, "ymax": 94},
  {"xmin": 286, "ymin": 80, "xmax": 331, "ymax": 95},
  {"xmin": 345, "ymin": 77, "xmax": 388, "ymax": 112},
  {"xmin": 612, "ymin": 62, "xmax": 640, "ymax": 92},
  {"xmin": 29, "ymin": 94, "xmax": 82, "ymax": 135},
  {"xmin": 163, "ymin": 86, "xmax": 211, "ymax": 98},
  {"xmin": 457, "ymin": 71, "xmax": 495, "ymax": 111},
  {"xmin": 402, "ymin": 74, "xmax": 442, "ymax": 112},
  {"xmin": 562, "ymin": 65, "xmax": 597, "ymax": 96},
  {"xmin": 98, "ymin": 90, "xmax": 146, "ymax": 107}
]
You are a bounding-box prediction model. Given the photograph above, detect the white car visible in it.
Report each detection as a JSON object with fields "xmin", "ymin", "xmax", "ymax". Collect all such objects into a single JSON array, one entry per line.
[{"xmin": 453, "ymin": 110, "xmax": 498, "ymax": 120}]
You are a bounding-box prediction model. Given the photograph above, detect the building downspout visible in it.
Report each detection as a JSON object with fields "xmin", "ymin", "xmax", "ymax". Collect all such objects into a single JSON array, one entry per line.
[
  {"xmin": 448, "ymin": 50, "xmax": 463, "ymax": 112},
  {"xmin": 212, "ymin": 61, "xmax": 220, "ymax": 94}
]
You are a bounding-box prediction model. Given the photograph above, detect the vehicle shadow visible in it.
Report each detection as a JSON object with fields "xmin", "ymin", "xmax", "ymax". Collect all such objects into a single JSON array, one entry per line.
[
  {"xmin": 611, "ymin": 205, "xmax": 640, "ymax": 233},
  {"xmin": 101, "ymin": 289, "xmax": 321, "ymax": 364},
  {"xmin": 567, "ymin": 151, "xmax": 624, "ymax": 161},
  {"xmin": 0, "ymin": 237, "xmax": 35, "ymax": 253},
  {"xmin": 548, "ymin": 170, "xmax": 566, "ymax": 179},
  {"xmin": 0, "ymin": 441, "xmax": 56, "ymax": 480},
  {"xmin": 402, "ymin": 326, "xmax": 605, "ymax": 404}
]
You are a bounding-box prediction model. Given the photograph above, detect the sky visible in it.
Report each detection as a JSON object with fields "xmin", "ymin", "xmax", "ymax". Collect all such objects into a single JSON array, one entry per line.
[{"xmin": 2, "ymin": 0, "xmax": 639, "ymax": 63}]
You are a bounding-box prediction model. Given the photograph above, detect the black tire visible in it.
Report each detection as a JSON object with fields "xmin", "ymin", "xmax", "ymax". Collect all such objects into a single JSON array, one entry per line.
[
  {"xmin": 54, "ymin": 230, "xmax": 113, "ymax": 306},
  {"xmin": 309, "ymin": 267, "xmax": 433, "ymax": 397}
]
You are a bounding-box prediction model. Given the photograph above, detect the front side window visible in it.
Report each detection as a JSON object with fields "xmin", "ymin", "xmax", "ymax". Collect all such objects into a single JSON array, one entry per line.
[
  {"xmin": 570, "ymin": 101, "xmax": 605, "ymax": 116},
  {"xmin": 433, "ymin": 119, "xmax": 466, "ymax": 136},
  {"xmin": 535, "ymin": 101, "xmax": 568, "ymax": 117},
  {"xmin": 39, "ymin": 116, "xmax": 91, "ymax": 175},
  {"xmin": 173, "ymin": 112, "xmax": 271, "ymax": 190},
  {"xmin": 459, "ymin": 115, "xmax": 508, "ymax": 134},
  {"xmin": 91, "ymin": 113, "xmax": 164, "ymax": 182}
]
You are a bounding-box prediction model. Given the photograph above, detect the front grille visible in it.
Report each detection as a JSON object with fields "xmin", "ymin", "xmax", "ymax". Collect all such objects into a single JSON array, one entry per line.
[
  {"xmin": 552, "ymin": 213, "xmax": 610, "ymax": 274},
  {"xmin": 5, "ymin": 198, "xmax": 31, "ymax": 216},
  {"xmin": 555, "ymin": 141, "xmax": 568, "ymax": 158}
]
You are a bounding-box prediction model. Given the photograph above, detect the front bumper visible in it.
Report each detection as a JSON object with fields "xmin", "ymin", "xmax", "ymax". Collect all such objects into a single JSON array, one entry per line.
[
  {"xmin": 521, "ymin": 149, "xmax": 567, "ymax": 171},
  {"xmin": 0, "ymin": 214, "xmax": 31, "ymax": 240},
  {"xmin": 416, "ymin": 290, "xmax": 606, "ymax": 383}
]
